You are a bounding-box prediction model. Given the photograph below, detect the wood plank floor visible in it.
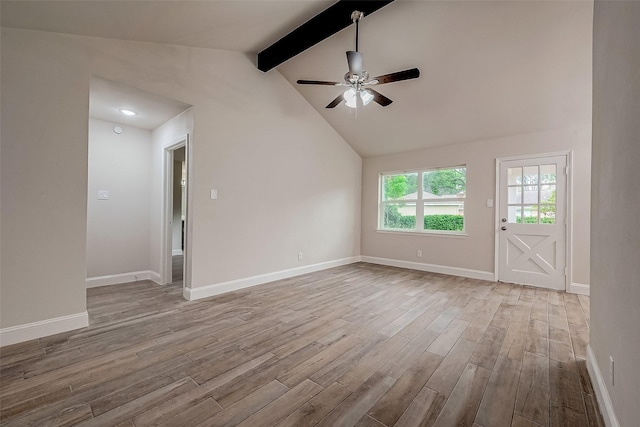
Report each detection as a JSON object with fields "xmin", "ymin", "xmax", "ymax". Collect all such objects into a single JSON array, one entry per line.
[{"xmin": 0, "ymin": 263, "xmax": 604, "ymax": 426}]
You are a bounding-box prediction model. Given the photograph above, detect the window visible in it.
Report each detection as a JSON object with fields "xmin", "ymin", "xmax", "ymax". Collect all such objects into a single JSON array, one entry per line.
[
  {"xmin": 507, "ymin": 164, "xmax": 556, "ymax": 224},
  {"xmin": 380, "ymin": 166, "xmax": 466, "ymax": 233}
]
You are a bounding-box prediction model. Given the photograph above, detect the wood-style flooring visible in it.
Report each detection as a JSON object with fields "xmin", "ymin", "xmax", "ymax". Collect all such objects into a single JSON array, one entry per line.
[
  {"xmin": 172, "ymin": 255, "xmax": 184, "ymax": 286},
  {"xmin": 0, "ymin": 263, "xmax": 603, "ymax": 426}
]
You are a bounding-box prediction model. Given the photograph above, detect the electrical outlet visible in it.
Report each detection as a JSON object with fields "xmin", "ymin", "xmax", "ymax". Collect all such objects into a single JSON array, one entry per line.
[
  {"xmin": 610, "ymin": 355, "xmax": 615, "ymax": 385},
  {"xmin": 417, "ymin": 250, "xmax": 423, "ymax": 257},
  {"xmin": 298, "ymin": 252, "xmax": 303, "ymax": 261}
]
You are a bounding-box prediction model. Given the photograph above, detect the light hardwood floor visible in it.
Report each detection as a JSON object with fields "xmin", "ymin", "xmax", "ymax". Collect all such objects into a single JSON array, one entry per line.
[{"xmin": 0, "ymin": 263, "xmax": 603, "ymax": 426}]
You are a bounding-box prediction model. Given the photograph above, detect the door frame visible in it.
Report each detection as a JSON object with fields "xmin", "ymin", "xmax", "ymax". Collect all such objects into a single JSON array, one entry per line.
[
  {"xmin": 494, "ymin": 151, "xmax": 573, "ymax": 290},
  {"xmin": 162, "ymin": 134, "xmax": 190, "ymax": 288}
]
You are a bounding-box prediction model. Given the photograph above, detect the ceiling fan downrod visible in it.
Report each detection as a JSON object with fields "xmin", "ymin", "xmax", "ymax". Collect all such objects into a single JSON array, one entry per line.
[{"xmin": 351, "ymin": 11, "xmax": 364, "ymax": 52}]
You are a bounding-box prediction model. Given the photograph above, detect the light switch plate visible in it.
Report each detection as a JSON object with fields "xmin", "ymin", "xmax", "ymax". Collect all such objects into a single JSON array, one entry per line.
[
  {"xmin": 486, "ymin": 199, "xmax": 494, "ymax": 208},
  {"xmin": 98, "ymin": 190, "xmax": 110, "ymax": 200},
  {"xmin": 210, "ymin": 189, "xmax": 218, "ymax": 200}
]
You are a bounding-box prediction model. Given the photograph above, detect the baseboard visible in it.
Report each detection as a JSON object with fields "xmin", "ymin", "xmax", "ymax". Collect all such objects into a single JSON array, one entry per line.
[
  {"xmin": 0, "ymin": 311, "xmax": 89, "ymax": 347},
  {"xmin": 172, "ymin": 249, "xmax": 183, "ymax": 256},
  {"xmin": 86, "ymin": 270, "xmax": 161, "ymax": 288},
  {"xmin": 587, "ymin": 344, "xmax": 620, "ymax": 427},
  {"xmin": 569, "ymin": 282, "xmax": 590, "ymax": 295},
  {"xmin": 183, "ymin": 256, "xmax": 361, "ymax": 301},
  {"xmin": 360, "ymin": 256, "xmax": 495, "ymax": 281},
  {"xmin": 148, "ymin": 271, "xmax": 162, "ymax": 285}
]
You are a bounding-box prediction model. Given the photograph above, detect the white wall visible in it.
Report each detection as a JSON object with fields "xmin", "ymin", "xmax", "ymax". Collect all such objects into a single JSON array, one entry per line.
[
  {"xmin": 86, "ymin": 118, "xmax": 151, "ymax": 278},
  {"xmin": 590, "ymin": 2, "xmax": 640, "ymax": 426},
  {"xmin": 0, "ymin": 28, "xmax": 361, "ymax": 333},
  {"xmin": 362, "ymin": 124, "xmax": 592, "ymax": 286},
  {"xmin": 1, "ymin": 30, "xmax": 89, "ymax": 329}
]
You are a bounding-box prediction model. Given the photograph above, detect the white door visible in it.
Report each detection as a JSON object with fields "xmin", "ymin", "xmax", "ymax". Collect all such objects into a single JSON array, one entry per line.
[{"xmin": 498, "ymin": 155, "xmax": 567, "ymax": 290}]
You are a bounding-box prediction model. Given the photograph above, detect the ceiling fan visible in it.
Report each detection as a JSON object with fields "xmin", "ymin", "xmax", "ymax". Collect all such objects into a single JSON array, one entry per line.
[{"xmin": 297, "ymin": 10, "xmax": 420, "ymax": 109}]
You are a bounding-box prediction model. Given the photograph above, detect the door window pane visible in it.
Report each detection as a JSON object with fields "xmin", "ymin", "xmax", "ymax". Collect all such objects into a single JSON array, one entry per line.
[
  {"xmin": 508, "ymin": 205, "xmax": 521, "ymax": 223},
  {"xmin": 523, "ymin": 166, "xmax": 539, "ymax": 185},
  {"xmin": 540, "ymin": 204, "xmax": 556, "ymax": 223},
  {"xmin": 541, "ymin": 185, "xmax": 556, "ymax": 204},
  {"xmin": 523, "ymin": 186, "xmax": 539, "ymax": 204},
  {"xmin": 508, "ymin": 167, "xmax": 522, "ymax": 185},
  {"xmin": 508, "ymin": 187, "xmax": 522, "ymax": 204},
  {"xmin": 540, "ymin": 164, "xmax": 557, "ymax": 183},
  {"xmin": 519, "ymin": 205, "xmax": 539, "ymax": 223}
]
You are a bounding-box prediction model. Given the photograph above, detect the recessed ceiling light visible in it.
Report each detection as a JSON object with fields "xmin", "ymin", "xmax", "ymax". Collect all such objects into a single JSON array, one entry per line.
[{"xmin": 119, "ymin": 109, "xmax": 137, "ymax": 116}]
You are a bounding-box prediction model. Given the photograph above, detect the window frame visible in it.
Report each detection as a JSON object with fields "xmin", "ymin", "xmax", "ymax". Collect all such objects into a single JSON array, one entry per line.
[{"xmin": 378, "ymin": 165, "xmax": 467, "ymax": 235}]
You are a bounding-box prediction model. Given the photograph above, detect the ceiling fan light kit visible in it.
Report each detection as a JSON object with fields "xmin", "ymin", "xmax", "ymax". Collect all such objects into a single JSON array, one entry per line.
[
  {"xmin": 296, "ymin": 9, "xmax": 420, "ymax": 109},
  {"xmin": 344, "ymin": 88, "xmax": 373, "ymax": 108}
]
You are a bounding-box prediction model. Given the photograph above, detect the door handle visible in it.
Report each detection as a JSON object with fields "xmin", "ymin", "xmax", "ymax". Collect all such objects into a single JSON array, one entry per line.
[{"xmin": 501, "ymin": 226, "xmax": 507, "ymax": 231}]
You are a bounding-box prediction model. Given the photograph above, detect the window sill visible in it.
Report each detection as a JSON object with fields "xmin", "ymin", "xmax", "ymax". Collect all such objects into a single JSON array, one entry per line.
[{"xmin": 376, "ymin": 229, "xmax": 468, "ymax": 239}]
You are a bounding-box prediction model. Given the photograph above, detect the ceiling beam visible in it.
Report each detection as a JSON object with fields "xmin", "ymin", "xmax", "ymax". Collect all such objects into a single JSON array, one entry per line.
[{"xmin": 257, "ymin": 0, "xmax": 395, "ymax": 72}]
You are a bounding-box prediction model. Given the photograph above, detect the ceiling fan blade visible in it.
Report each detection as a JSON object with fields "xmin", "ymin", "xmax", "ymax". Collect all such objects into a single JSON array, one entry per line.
[
  {"xmin": 371, "ymin": 68, "xmax": 420, "ymax": 85},
  {"xmin": 367, "ymin": 89, "xmax": 393, "ymax": 107},
  {"xmin": 326, "ymin": 94, "xmax": 344, "ymax": 109},
  {"xmin": 297, "ymin": 79, "xmax": 342, "ymax": 86},
  {"xmin": 346, "ymin": 51, "xmax": 363, "ymax": 76}
]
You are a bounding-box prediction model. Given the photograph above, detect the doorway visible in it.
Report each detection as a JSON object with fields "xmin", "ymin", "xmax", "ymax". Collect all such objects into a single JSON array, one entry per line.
[
  {"xmin": 497, "ymin": 154, "xmax": 568, "ymax": 290},
  {"xmin": 164, "ymin": 139, "xmax": 188, "ymax": 287}
]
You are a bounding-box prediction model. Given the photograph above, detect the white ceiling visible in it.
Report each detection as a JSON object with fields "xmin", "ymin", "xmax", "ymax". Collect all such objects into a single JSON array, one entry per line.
[
  {"xmin": 1, "ymin": 0, "xmax": 593, "ymax": 157},
  {"xmin": 89, "ymin": 76, "xmax": 191, "ymax": 130},
  {"xmin": 0, "ymin": 0, "xmax": 332, "ymax": 54}
]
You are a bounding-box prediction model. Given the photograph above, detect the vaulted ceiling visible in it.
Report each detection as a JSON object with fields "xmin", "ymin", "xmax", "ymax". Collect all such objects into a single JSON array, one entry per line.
[{"xmin": 1, "ymin": 0, "xmax": 593, "ymax": 157}]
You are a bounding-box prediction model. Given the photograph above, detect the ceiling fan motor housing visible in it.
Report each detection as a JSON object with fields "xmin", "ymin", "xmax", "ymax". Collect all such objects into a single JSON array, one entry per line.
[{"xmin": 295, "ymin": 9, "xmax": 419, "ymax": 108}]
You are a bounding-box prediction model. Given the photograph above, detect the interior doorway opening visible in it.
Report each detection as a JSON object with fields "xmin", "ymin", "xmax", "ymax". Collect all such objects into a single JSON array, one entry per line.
[{"xmin": 164, "ymin": 139, "xmax": 189, "ymax": 287}]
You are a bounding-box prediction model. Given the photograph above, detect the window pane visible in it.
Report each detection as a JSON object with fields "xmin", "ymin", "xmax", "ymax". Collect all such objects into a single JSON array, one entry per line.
[
  {"xmin": 508, "ymin": 167, "xmax": 522, "ymax": 185},
  {"xmin": 523, "ymin": 166, "xmax": 539, "ymax": 185},
  {"xmin": 541, "ymin": 185, "xmax": 556, "ymax": 204},
  {"xmin": 382, "ymin": 203, "xmax": 416, "ymax": 229},
  {"xmin": 519, "ymin": 205, "xmax": 539, "ymax": 224},
  {"xmin": 523, "ymin": 186, "xmax": 539, "ymax": 204},
  {"xmin": 540, "ymin": 164, "xmax": 557, "ymax": 183},
  {"xmin": 382, "ymin": 173, "xmax": 418, "ymax": 201},
  {"xmin": 540, "ymin": 204, "xmax": 556, "ymax": 224},
  {"xmin": 508, "ymin": 205, "xmax": 521, "ymax": 223},
  {"xmin": 423, "ymin": 168, "xmax": 466, "ymax": 198},
  {"xmin": 424, "ymin": 202, "xmax": 464, "ymax": 231},
  {"xmin": 508, "ymin": 186, "xmax": 522, "ymax": 204}
]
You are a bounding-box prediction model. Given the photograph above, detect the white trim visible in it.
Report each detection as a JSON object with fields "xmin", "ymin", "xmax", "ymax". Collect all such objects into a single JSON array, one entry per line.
[
  {"xmin": 494, "ymin": 158, "xmax": 501, "ymax": 281},
  {"xmin": 0, "ymin": 312, "xmax": 89, "ymax": 347},
  {"xmin": 587, "ymin": 345, "xmax": 620, "ymax": 427},
  {"xmin": 183, "ymin": 256, "xmax": 361, "ymax": 301},
  {"xmin": 172, "ymin": 249, "xmax": 183, "ymax": 256},
  {"xmin": 162, "ymin": 135, "xmax": 190, "ymax": 288},
  {"xmin": 375, "ymin": 230, "xmax": 468, "ymax": 239},
  {"xmin": 568, "ymin": 282, "xmax": 590, "ymax": 295},
  {"xmin": 149, "ymin": 271, "xmax": 162, "ymax": 285},
  {"xmin": 361, "ymin": 256, "xmax": 494, "ymax": 281},
  {"xmin": 86, "ymin": 270, "xmax": 161, "ymax": 288}
]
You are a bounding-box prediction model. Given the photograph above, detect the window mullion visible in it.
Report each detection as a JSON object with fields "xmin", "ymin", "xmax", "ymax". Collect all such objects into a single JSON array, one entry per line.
[{"xmin": 417, "ymin": 172, "xmax": 424, "ymax": 230}]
